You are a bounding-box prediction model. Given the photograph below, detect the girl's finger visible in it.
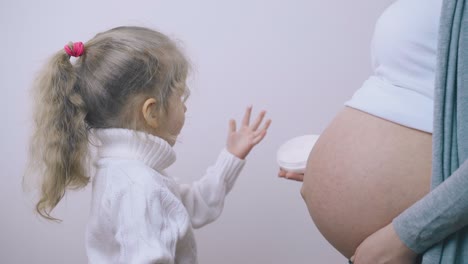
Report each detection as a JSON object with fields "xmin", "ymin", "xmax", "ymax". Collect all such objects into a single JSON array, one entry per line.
[
  {"xmin": 252, "ymin": 130, "xmax": 267, "ymax": 144},
  {"xmin": 251, "ymin": 110, "xmax": 266, "ymax": 130},
  {"xmin": 253, "ymin": 130, "xmax": 263, "ymax": 138},
  {"xmin": 229, "ymin": 119, "xmax": 236, "ymax": 132},
  {"xmin": 242, "ymin": 105, "xmax": 252, "ymax": 126},
  {"xmin": 262, "ymin": 119, "xmax": 272, "ymax": 131},
  {"xmin": 252, "ymin": 119, "xmax": 271, "ymax": 142}
]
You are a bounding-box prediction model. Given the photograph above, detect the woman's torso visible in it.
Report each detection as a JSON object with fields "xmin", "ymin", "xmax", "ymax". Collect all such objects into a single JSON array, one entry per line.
[
  {"xmin": 301, "ymin": 0, "xmax": 442, "ymax": 257},
  {"xmin": 302, "ymin": 107, "xmax": 432, "ymax": 257}
]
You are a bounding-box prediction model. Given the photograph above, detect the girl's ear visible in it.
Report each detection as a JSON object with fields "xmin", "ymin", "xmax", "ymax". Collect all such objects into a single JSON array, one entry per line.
[{"xmin": 142, "ymin": 98, "xmax": 159, "ymax": 129}]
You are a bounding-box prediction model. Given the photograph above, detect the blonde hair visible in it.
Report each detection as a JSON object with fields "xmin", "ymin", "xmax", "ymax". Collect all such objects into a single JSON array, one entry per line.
[{"xmin": 27, "ymin": 26, "xmax": 190, "ymax": 221}]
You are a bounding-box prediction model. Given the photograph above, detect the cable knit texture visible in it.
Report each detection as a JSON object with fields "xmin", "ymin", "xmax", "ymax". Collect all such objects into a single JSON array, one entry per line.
[{"xmin": 85, "ymin": 128, "xmax": 245, "ymax": 264}]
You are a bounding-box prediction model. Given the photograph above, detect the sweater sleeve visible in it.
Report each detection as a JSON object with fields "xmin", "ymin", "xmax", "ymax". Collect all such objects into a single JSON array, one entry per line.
[
  {"xmin": 111, "ymin": 185, "xmax": 177, "ymax": 264},
  {"xmin": 392, "ymin": 159, "xmax": 468, "ymax": 253},
  {"xmin": 177, "ymin": 148, "xmax": 246, "ymax": 229}
]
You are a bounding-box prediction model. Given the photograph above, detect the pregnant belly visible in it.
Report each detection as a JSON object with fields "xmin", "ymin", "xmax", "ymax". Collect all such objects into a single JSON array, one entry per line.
[{"xmin": 301, "ymin": 107, "xmax": 432, "ymax": 258}]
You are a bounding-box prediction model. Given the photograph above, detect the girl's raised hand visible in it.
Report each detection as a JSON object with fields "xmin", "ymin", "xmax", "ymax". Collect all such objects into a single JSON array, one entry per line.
[{"xmin": 227, "ymin": 106, "xmax": 272, "ymax": 159}]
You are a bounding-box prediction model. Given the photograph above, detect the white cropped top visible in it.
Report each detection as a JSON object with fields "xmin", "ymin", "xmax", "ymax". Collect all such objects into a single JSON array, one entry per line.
[{"xmin": 345, "ymin": 0, "xmax": 443, "ymax": 133}]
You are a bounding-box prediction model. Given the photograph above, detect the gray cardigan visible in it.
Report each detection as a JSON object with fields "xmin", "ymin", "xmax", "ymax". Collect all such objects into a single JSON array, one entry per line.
[{"xmin": 392, "ymin": 0, "xmax": 468, "ymax": 262}]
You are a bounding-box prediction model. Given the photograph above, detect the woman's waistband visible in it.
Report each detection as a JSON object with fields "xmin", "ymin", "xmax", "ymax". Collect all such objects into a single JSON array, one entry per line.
[{"xmin": 344, "ymin": 76, "xmax": 433, "ymax": 133}]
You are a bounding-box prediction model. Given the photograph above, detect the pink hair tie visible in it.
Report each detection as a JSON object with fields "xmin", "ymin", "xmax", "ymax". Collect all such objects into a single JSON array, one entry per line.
[{"xmin": 64, "ymin": 42, "xmax": 85, "ymax": 57}]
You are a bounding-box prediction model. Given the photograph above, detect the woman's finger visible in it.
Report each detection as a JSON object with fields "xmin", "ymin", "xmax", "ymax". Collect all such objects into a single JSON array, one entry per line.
[
  {"xmin": 278, "ymin": 170, "xmax": 286, "ymax": 177},
  {"xmin": 285, "ymin": 172, "xmax": 304, "ymax": 181}
]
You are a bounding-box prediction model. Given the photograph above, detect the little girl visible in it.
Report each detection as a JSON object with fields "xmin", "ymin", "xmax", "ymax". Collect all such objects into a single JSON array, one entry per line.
[{"xmin": 27, "ymin": 26, "xmax": 271, "ymax": 263}]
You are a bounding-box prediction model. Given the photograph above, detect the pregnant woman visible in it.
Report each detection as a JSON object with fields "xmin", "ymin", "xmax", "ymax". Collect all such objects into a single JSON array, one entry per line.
[{"xmin": 280, "ymin": 0, "xmax": 442, "ymax": 262}]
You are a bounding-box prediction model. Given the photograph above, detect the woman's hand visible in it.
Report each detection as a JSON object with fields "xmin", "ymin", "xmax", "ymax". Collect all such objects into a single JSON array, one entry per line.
[
  {"xmin": 278, "ymin": 168, "xmax": 304, "ymax": 181},
  {"xmin": 226, "ymin": 106, "xmax": 271, "ymax": 159},
  {"xmin": 351, "ymin": 222, "xmax": 419, "ymax": 264}
]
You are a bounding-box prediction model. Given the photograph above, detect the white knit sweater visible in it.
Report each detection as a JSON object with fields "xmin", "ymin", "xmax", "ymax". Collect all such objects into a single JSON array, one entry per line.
[{"xmin": 85, "ymin": 128, "xmax": 246, "ymax": 264}]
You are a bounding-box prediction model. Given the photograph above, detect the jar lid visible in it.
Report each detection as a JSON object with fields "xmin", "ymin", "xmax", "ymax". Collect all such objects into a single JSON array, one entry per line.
[{"xmin": 276, "ymin": 134, "xmax": 320, "ymax": 173}]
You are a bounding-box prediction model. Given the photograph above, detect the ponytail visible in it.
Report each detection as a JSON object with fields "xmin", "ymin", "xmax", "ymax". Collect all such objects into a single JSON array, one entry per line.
[{"xmin": 28, "ymin": 49, "xmax": 89, "ymax": 221}]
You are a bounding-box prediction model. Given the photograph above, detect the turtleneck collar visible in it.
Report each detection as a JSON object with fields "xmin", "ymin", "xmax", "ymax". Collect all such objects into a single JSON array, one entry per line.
[{"xmin": 92, "ymin": 128, "xmax": 176, "ymax": 171}]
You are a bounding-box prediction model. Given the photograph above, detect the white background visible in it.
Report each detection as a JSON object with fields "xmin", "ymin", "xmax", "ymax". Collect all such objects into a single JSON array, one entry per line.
[{"xmin": 1, "ymin": 0, "xmax": 394, "ymax": 263}]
